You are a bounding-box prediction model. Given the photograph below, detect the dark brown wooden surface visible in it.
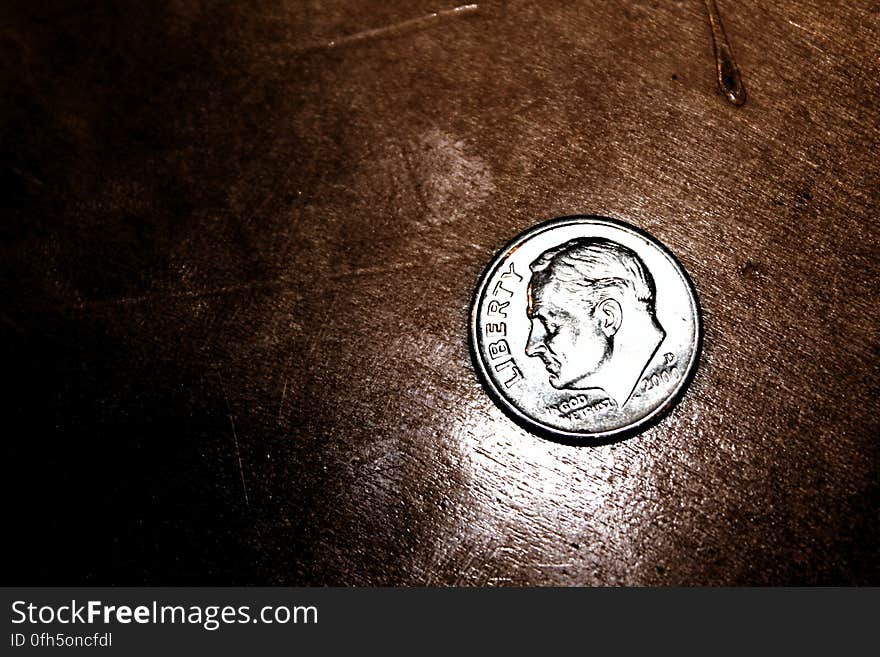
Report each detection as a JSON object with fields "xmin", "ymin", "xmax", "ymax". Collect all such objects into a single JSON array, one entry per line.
[{"xmin": 2, "ymin": 0, "xmax": 878, "ymax": 585}]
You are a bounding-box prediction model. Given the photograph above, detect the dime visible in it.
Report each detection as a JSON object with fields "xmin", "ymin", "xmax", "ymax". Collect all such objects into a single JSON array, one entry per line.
[{"xmin": 469, "ymin": 216, "xmax": 701, "ymax": 442}]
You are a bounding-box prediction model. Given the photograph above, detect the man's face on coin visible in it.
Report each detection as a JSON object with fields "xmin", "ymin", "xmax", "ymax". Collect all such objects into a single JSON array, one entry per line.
[{"xmin": 525, "ymin": 279, "xmax": 611, "ymax": 389}]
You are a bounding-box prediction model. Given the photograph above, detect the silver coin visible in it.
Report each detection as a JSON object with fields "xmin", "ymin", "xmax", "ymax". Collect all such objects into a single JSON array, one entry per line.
[{"xmin": 469, "ymin": 216, "xmax": 701, "ymax": 442}]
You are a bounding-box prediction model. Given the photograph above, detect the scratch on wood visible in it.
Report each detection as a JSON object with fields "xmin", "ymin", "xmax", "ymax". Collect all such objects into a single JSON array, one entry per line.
[
  {"xmin": 704, "ymin": 0, "xmax": 747, "ymax": 105},
  {"xmin": 216, "ymin": 368, "xmax": 250, "ymax": 508},
  {"xmin": 328, "ymin": 261, "xmax": 418, "ymax": 280},
  {"xmin": 287, "ymin": 4, "xmax": 480, "ymax": 54},
  {"xmin": 324, "ymin": 4, "xmax": 479, "ymax": 49},
  {"xmin": 71, "ymin": 279, "xmax": 299, "ymax": 310},
  {"xmin": 785, "ymin": 19, "xmax": 829, "ymax": 55},
  {"xmin": 278, "ymin": 379, "xmax": 288, "ymax": 423},
  {"xmin": 71, "ymin": 250, "xmax": 482, "ymax": 311}
]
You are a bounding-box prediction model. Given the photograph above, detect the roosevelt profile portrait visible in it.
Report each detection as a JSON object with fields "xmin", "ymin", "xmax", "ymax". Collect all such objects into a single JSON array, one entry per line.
[{"xmin": 525, "ymin": 237, "xmax": 666, "ymax": 408}]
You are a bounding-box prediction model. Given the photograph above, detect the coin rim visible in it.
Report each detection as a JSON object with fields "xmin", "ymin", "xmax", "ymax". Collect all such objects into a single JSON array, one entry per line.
[{"xmin": 468, "ymin": 215, "xmax": 702, "ymax": 443}]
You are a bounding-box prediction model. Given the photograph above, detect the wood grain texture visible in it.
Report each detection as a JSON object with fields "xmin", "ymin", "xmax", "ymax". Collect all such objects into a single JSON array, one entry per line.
[{"xmin": 1, "ymin": 0, "xmax": 878, "ymax": 585}]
